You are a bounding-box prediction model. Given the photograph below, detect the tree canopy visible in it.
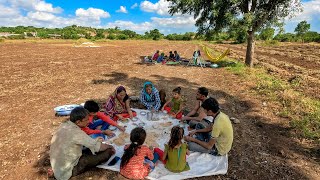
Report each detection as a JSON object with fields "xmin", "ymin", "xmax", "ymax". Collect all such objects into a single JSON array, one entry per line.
[{"xmin": 167, "ymin": 0, "xmax": 302, "ymax": 67}]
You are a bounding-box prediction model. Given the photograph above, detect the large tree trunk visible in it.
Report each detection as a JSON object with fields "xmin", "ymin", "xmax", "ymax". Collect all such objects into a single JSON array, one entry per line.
[{"xmin": 245, "ymin": 31, "xmax": 255, "ymax": 67}]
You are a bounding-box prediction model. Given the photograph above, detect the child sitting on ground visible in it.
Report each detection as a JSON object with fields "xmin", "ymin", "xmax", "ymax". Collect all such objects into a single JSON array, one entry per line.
[
  {"xmin": 162, "ymin": 126, "xmax": 190, "ymax": 172},
  {"xmin": 82, "ymin": 100, "xmax": 126, "ymax": 140},
  {"xmin": 161, "ymin": 87, "xmax": 184, "ymax": 119},
  {"xmin": 120, "ymin": 127, "xmax": 159, "ymax": 179}
]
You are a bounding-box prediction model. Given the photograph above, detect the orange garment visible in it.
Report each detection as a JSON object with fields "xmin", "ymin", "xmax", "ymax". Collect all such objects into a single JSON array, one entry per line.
[
  {"xmin": 81, "ymin": 112, "xmax": 118, "ymax": 135},
  {"xmin": 120, "ymin": 145, "xmax": 154, "ymax": 179}
]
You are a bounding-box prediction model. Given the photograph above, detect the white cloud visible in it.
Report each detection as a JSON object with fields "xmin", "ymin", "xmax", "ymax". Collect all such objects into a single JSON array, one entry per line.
[
  {"xmin": 0, "ymin": 4, "xmax": 20, "ymax": 18},
  {"xmin": 151, "ymin": 15, "xmax": 196, "ymax": 28},
  {"xmin": 131, "ymin": 3, "xmax": 138, "ymax": 9},
  {"xmin": 27, "ymin": 11, "xmax": 56, "ymax": 22},
  {"xmin": 8, "ymin": 0, "xmax": 63, "ymax": 13},
  {"xmin": 106, "ymin": 20, "xmax": 153, "ymax": 33},
  {"xmin": 140, "ymin": 0, "xmax": 170, "ymax": 16},
  {"xmin": 288, "ymin": 0, "xmax": 320, "ymax": 22},
  {"xmin": 76, "ymin": 8, "xmax": 110, "ymax": 21},
  {"xmin": 116, "ymin": 6, "xmax": 128, "ymax": 13}
]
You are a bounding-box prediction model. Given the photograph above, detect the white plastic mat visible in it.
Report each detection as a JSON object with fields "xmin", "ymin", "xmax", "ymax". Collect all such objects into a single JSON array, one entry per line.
[{"xmin": 97, "ymin": 109, "xmax": 228, "ymax": 179}]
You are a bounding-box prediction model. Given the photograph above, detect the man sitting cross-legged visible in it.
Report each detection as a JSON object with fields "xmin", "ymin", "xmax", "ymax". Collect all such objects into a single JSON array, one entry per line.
[
  {"xmin": 184, "ymin": 97, "xmax": 233, "ymax": 156},
  {"xmin": 50, "ymin": 107, "xmax": 115, "ymax": 180}
]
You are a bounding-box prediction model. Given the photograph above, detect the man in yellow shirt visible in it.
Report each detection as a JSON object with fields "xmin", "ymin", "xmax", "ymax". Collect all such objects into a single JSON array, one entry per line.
[{"xmin": 184, "ymin": 97, "xmax": 233, "ymax": 155}]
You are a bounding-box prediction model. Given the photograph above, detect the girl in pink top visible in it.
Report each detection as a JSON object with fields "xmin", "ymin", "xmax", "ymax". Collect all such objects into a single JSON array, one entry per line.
[{"xmin": 120, "ymin": 127, "xmax": 154, "ymax": 179}]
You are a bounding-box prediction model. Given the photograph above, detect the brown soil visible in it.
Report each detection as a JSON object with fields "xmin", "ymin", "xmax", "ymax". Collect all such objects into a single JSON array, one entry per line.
[{"xmin": 0, "ymin": 40, "xmax": 319, "ymax": 180}]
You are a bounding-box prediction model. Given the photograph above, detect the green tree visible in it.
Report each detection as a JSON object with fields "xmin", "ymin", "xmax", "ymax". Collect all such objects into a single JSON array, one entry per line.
[
  {"xmin": 145, "ymin": 29, "xmax": 163, "ymax": 40},
  {"xmin": 167, "ymin": 0, "xmax": 301, "ymax": 67},
  {"xmin": 259, "ymin": 27, "xmax": 275, "ymax": 40},
  {"xmin": 294, "ymin": 21, "xmax": 310, "ymax": 36}
]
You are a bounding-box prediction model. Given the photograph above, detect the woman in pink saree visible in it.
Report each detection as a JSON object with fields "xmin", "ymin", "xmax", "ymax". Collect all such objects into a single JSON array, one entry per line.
[{"xmin": 104, "ymin": 86, "xmax": 137, "ymax": 121}]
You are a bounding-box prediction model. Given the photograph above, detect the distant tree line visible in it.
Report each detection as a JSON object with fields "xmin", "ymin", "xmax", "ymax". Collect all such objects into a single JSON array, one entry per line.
[{"xmin": 0, "ymin": 21, "xmax": 319, "ymax": 43}]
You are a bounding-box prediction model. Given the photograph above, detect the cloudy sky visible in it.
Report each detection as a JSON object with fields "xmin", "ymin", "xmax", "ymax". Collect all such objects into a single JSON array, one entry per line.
[{"xmin": 0, "ymin": 0, "xmax": 319, "ymax": 34}]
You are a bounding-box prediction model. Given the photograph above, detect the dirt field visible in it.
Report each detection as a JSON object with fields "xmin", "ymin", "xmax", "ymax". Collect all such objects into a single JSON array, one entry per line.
[{"xmin": 0, "ymin": 40, "xmax": 319, "ymax": 180}]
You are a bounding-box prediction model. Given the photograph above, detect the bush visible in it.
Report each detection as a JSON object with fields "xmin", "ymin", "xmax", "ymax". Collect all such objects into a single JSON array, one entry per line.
[
  {"xmin": 107, "ymin": 34, "xmax": 116, "ymax": 40},
  {"xmin": 8, "ymin": 35, "xmax": 25, "ymax": 39},
  {"xmin": 117, "ymin": 34, "xmax": 129, "ymax": 40}
]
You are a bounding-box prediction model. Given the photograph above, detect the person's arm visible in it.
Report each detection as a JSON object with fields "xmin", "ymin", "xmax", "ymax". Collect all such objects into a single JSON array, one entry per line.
[
  {"xmin": 162, "ymin": 144, "xmax": 168, "ymax": 161},
  {"xmin": 182, "ymin": 100, "xmax": 200, "ymax": 120},
  {"xmin": 161, "ymin": 99, "xmax": 171, "ymax": 111},
  {"xmin": 189, "ymin": 125, "xmax": 212, "ymax": 136},
  {"xmin": 145, "ymin": 146, "xmax": 154, "ymax": 160},
  {"xmin": 81, "ymin": 127, "xmax": 103, "ymax": 135},
  {"xmin": 98, "ymin": 112, "xmax": 125, "ymax": 131},
  {"xmin": 125, "ymin": 99, "xmax": 133, "ymax": 118},
  {"xmin": 154, "ymin": 90, "xmax": 161, "ymax": 110},
  {"xmin": 184, "ymin": 136, "xmax": 215, "ymax": 150}
]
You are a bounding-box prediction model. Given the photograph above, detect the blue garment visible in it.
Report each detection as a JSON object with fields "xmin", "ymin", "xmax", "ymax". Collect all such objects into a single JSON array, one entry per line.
[
  {"xmin": 157, "ymin": 55, "xmax": 164, "ymax": 63},
  {"xmin": 140, "ymin": 82, "xmax": 161, "ymax": 110},
  {"xmin": 88, "ymin": 119, "xmax": 110, "ymax": 130},
  {"xmin": 175, "ymin": 54, "xmax": 180, "ymax": 61}
]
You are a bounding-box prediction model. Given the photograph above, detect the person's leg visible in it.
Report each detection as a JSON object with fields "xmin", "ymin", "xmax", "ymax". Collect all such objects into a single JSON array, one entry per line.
[
  {"xmin": 100, "ymin": 121, "xmax": 110, "ymax": 130},
  {"xmin": 72, "ymin": 148, "xmax": 115, "ymax": 177},
  {"xmin": 152, "ymin": 152, "xmax": 160, "ymax": 164},
  {"xmin": 144, "ymin": 159, "xmax": 155, "ymax": 171},
  {"xmin": 188, "ymin": 142, "xmax": 211, "ymax": 153},
  {"xmin": 164, "ymin": 106, "xmax": 171, "ymax": 113},
  {"xmin": 195, "ymin": 123, "xmax": 211, "ymax": 141},
  {"xmin": 88, "ymin": 119, "xmax": 104, "ymax": 129}
]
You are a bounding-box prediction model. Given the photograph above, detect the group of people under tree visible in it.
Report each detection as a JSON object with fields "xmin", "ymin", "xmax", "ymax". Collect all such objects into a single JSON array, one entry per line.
[{"xmin": 49, "ymin": 82, "xmax": 234, "ymax": 180}]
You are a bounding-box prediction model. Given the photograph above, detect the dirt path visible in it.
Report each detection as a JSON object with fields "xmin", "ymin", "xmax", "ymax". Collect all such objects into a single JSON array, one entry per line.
[{"xmin": 0, "ymin": 41, "xmax": 319, "ymax": 179}]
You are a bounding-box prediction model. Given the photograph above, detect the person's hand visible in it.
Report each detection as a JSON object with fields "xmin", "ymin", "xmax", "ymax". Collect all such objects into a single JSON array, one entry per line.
[
  {"xmin": 182, "ymin": 116, "xmax": 189, "ymax": 121},
  {"xmin": 161, "ymin": 107, "xmax": 164, "ymax": 111},
  {"xmin": 188, "ymin": 130, "xmax": 196, "ymax": 137},
  {"xmin": 151, "ymin": 108, "xmax": 156, "ymax": 112},
  {"xmin": 96, "ymin": 137, "xmax": 104, "ymax": 142},
  {"xmin": 117, "ymin": 125, "xmax": 126, "ymax": 132},
  {"xmin": 129, "ymin": 113, "xmax": 134, "ymax": 119},
  {"xmin": 149, "ymin": 145, "xmax": 154, "ymax": 151},
  {"xmin": 103, "ymin": 130, "xmax": 115, "ymax": 136},
  {"xmin": 117, "ymin": 115, "xmax": 124, "ymax": 120}
]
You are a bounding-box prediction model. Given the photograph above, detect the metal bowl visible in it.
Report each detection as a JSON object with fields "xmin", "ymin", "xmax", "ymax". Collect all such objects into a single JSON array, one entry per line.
[
  {"xmin": 140, "ymin": 111, "xmax": 147, "ymax": 116},
  {"xmin": 131, "ymin": 117, "xmax": 139, "ymax": 122},
  {"xmin": 138, "ymin": 122, "xmax": 146, "ymax": 127}
]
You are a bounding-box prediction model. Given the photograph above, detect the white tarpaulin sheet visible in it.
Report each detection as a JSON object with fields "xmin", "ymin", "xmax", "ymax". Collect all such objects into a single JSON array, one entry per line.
[{"xmin": 97, "ymin": 109, "xmax": 228, "ymax": 180}]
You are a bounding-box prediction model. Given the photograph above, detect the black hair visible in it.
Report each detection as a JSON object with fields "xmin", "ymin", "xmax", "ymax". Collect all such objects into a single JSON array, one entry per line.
[
  {"xmin": 198, "ymin": 87, "xmax": 208, "ymax": 97},
  {"xmin": 201, "ymin": 97, "xmax": 220, "ymax": 113},
  {"xmin": 173, "ymin": 87, "xmax": 181, "ymax": 94},
  {"xmin": 174, "ymin": 50, "xmax": 177, "ymax": 53},
  {"xmin": 168, "ymin": 126, "xmax": 184, "ymax": 149},
  {"xmin": 70, "ymin": 107, "xmax": 89, "ymax": 123},
  {"xmin": 120, "ymin": 127, "xmax": 147, "ymax": 168},
  {"xmin": 84, "ymin": 100, "xmax": 99, "ymax": 113},
  {"xmin": 116, "ymin": 86, "xmax": 129, "ymax": 102}
]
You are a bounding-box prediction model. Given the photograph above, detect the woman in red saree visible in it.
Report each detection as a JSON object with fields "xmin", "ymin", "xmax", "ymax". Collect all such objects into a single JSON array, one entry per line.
[{"xmin": 104, "ymin": 86, "xmax": 136, "ymax": 121}]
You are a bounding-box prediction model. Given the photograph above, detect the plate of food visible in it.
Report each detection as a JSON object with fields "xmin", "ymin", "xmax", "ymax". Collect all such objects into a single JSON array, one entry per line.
[{"xmin": 108, "ymin": 125, "xmax": 117, "ymax": 131}]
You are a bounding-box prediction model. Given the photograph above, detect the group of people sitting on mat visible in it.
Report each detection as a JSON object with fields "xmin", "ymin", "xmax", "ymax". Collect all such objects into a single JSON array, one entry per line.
[
  {"xmin": 49, "ymin": 82, "xmax": 234, "ymax": 180},
  {"xmin": 144, "ymin": 50, "xmax": 181, "ymax": 64}
]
